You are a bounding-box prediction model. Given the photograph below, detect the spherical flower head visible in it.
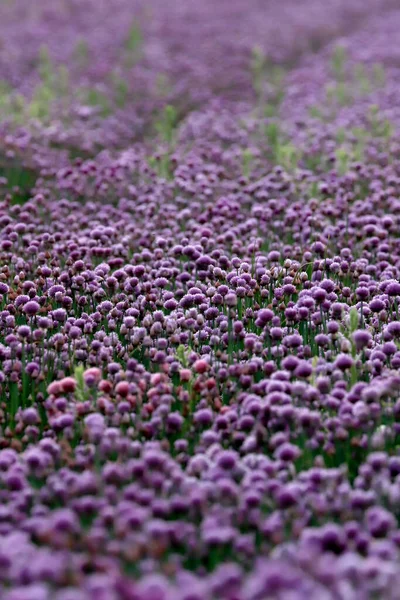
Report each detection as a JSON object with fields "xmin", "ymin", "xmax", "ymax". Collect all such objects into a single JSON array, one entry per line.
[
  {"xmin": 180, "ymin": 369, "xmax": 192, "ymax": 382},
  {"xmin": 83, "ymin": 367, "xmax": 102, "ymax": 387},
  {"xmin": 194, "ymin": 408, "xmax": 213, "ymax": 427},
  {"xmin": 365, "ymin": 506, "xmax": 396, "ymax": 537},
  {"xmin": 167, "ymin": 412, "xmax": 184, "ymax": 431},
  {"xmin": 47, "ymin": 381, "xmax": 61, "ymax": 396},
  {"xmin": 23, "ymin": 300, "xmax": 40, "ymax": 316},
  {"xmin": 281, "ymin": 356, "xmax": 299, "ymax": 371},
  {"xmin": 335, "ymin": 354, "xmax": 354, "ymax": 371},
  {"xmin": 327, "ymin": 321, "xmax": 339, "ymax": 334},
  {"xmin": 284, "ymin": 333, "xmax": 302, "ymax": 348},
  {"xmin": 387, "ymin": 282, "xmax": 400, "ymax": 297},
  {"xmin": 270, "ymin": 327, "xmax": 283, "ymax": 340},
  {"xmin": 99, "ymin": 379, "xmax": 112, "ymax": 393},
  {"xmin": 387, "ymin": 321, "xmax": 400, "ymax": 338},
  {"xmin": 316, "ymin": 376, "xmax": 330, "ymax": 394},
  {"xmin": 59, "ymin": 377, "xmax": 77, "ymax": 394},
  {"xmin": 268, "ymin": 251, "xmax": 280, "ymax": 262},
  {"xmin": 217, "ymin": 450, "xmax": 238, "ymax": 470},
  {"xmin": 257, "ymin": 308, "xmax": 274, "ymax": 326},
  {"xmin": 313, "ymin": 287, "xmax": 327, "ymax": 304},
  {"xmin": 107, "ymin": 362, "xmax": 120, "ymax": 375},
  {"xmin": 193, "ymin": 359, "xmax": 209, "ymax": 374},
  {"xmin": 25, "ymin": 362, "xmax": 40, "ymax": 378},
  {"xmin": 69, "ymin": 326, "xmax": 81, "ymax": 340},
  {"xmin": 369, "ymin": 298, "xmax": 385, "ymax": 312},
  {"xmin": 352, "ymin": 329, "xmax": 372, "ymax": 351},
  {"xmin": 0, "ymin": 283, "xmax": 9, "ymax": 295},
  {"xmin": 275, "ymin": 443, "xmax": 301, "ymax": 462},
  {"xmin": 294, "ymin": 361, "xmax": 312, "ymax": 379},
  {"xmin": 356, "ymin": 286, "xmax": 369, "ymax": 301},
  {"xmin": 84, "ymin": 412, "xmax": 105, "ymax": 431},
  {"xmin": 320, "ymin": 523, "xmax": 347, "ymax": 554},
  {"xmin": 164, "ymin": 298, "xmax": 177, "ymax": 310},
  {"xmin": 53, "ymin": 308, "xmax": 66, "ymax": 323},
  {"xmin": 277, "ymin": 485, "xmax": 299, "ymax": 509},
  {"xmin": 225, "ymin": 292, "xmax": 237, "ymax": 307},
  {"xmin": 115, "ymin": 381, "xmax": 129, "ymax": 397},
  {"xmin": 383, "ymin": 341, "xmax": 396, "ymax": 356},
  {"xmin": 22, "ymin": 407, "xmax": 40, "ymax": 425},
  {"xmin": 17, "ymin": 325, "xmax": 31, "ymax": 339}
]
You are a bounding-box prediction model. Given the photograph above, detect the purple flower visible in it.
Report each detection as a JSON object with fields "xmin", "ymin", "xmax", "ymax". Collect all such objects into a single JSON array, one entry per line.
[
  {"xmin": 23, "ymin": 301, "xmax": 40, "ymax": 316},
  {"xmin": 352, "ymin": 329, "xmax": 372, "ymax": 351}
]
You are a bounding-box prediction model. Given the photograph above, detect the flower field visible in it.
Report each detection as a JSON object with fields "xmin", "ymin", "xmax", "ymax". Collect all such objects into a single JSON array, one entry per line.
[{"xmin": 2, "ymin": 1, "xmax": 400, "ymax": 598}]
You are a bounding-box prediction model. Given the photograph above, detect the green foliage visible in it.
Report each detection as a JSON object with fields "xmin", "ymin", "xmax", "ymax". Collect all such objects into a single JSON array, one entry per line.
[
  {"xmin": 176, "ymin": 344, "xmax": 191, "ymax": 368},
  {"xmin": 349, "ymin": 128, "xmax": 368, "ymax": 163},
  {"xmin": 251, "ymin": 47, "xmax": 285, "ymax": 115},
  {"xmin": 335, "ymin": 146, "xmax": 351, "ymax": 175},
  {"xmin": 148, "ymin": 153, "xmax": 174, "ymax": 180},
  {"xmin": 250, "ymin": 45, "xmax": 266, "ymax": 99},
  {"xmin": 323, "ymin": 57, "xmax": 387, "ymax": 112},
  {"xmin": 339, "ymin": 307, "xmax": 360, "ymax": 356},
  {"xmin": 354, "ymin": 63, "xmax": 371, "ymax": 95},
  {"xmin": 335, "ymin": 128, "xmax": 347, "ymax": 144},
  {"xmin": 242, "ymin": 148, "xmax": 253, "ymax": 178},
  {"xmin": 326, "ymin": 81, "xmax": 352, "ymax": 106},
  {"xmin": 110, "ymin": 73, "xmax": 130, "ymax": 108},
  {"xmin": 330, "ymin": 126, "xmax": 370, "ymax": 175},
  {"xmin": 74, "ymin": 39, "xmax": 89, "ymax": 68},
  {"xmin": 0, "ymin": 160, "xmax": 37, "ymax": 204},
  {"xmin": 74, "ymin": 365, "xmax": 87, "ymax": 402},
  {"xmin": 307, "ymin": 181, "xmax": 320, "ymax": 197},
  {"xmin": 372, "ymin": 63, "xmax": 386, "ymax": 87},
  {"xmin": 331, "ymin": 45, "xmax": 348, "ymax": 81},
  {"xmin": 126, "ymin": 22, "xmax": 143, "ymax": 53},
  {"xmin": 264, "ymin": 121, "xmax": 301, "ymax": 171},
  {"xmin": 155, "ymin": 104, "xmax": 178, "ymax": 145},
  {"xmin": 125, "ymin": 22, "xmax": 143, "ymax": 66},
  {"xmin": 0, "ymin": 82, "xmax": 25, "ymax": 122},
  {"xmin": 155, "ymin": 73, "xmax": 172, "ymax": 97},
  {"xmin": 349, "ymin": 307, "xmax": 359, "ymax": 333},
  {"xmin": 368, "ymin": 104, "xmax": 393, "ymax": 139},
  {"xmin": 265, "ymin": 121, "xmax": 280, "ymax": 155},
  {"xmin": 80, "ymin": 87, "xmax": 111, "ymax": 116},
  {"xmin": 28, "ymin": 83, "xmax": 56, "ymax": 120},
  {"xmin": 27, "ymin": 47, "xmax": 70, "ymax": 121},
  {"xmin": 1, "ymin": 41, "xmax": 128, "ymax": 124},
  {"xmin": 0, "ymin": 80, "xmax": 13, "ymax": 99},
  {"xmin": 308, "ymin": 105, "xmax": 325, "ymax": 120},
  {"xmin": 276, "ymin": 142, "xmax": 300, "ymax": 171},
  {"xmin": 37, "ymin": 45, "xmax": 53, "ymax": 84}
]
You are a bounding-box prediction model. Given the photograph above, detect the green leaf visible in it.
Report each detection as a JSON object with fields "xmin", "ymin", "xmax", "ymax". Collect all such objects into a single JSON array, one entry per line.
[
  {"xmin": 74, "ymin": 364, "xmax": 86, "ymax": 402},
  {"xmin": 242, "ymin": 148, "xmax": 253, "ymax": 178},
  {"xmin": 349, "ymin": 307, "xmax": 359, "ymax": 333},
  {"xmin": 265, "ymin": 121, "xmax": 279, "ymax": 146},
  {"xmin": 335, "ymin": 147, "xmax": 350, "ymax": 175},
  {"xmin": 74, "ymin": 39, "xmax": 89, "ymax": 67},
  {"xmin": 155, "ymin": 104, "xmax": 178, "ymax": 145},
  {"xmin": 331, "ymin": 45, "xmax": 347, "ymax": 80},
  {"xmin": 372, "ymin": 63, "xmax": 386, "ymax": 87},
  {"xmin": 177, "ymin": 344, "xmax": 188, "ymax": 368},
  {"xmin": 250, "ymin": 45, "xmax": 266, "ymax": 97},
  {"xmin": 126, "ymin": 22, "xmax": 143, "ymax": 53}
]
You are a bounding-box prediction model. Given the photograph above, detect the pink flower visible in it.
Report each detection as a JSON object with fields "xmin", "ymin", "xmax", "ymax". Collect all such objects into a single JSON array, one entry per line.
[
  {"xmin": 47, "ymin": 381, "xmax": 61, "ymax": 396},
  {"xmin": 115, "ymin": 381, "xmax": 129, "ymax": 397},
  {"xmin": 179, "ymin": 369, "xmax": 192, "ymax": 382},
  {"xmin": 193, "ymin": 359, "xmax": 209, "ymax": 374},
  {"xmin": 59, "ymin": 377, "xmax": 77, "ymax": 394}
]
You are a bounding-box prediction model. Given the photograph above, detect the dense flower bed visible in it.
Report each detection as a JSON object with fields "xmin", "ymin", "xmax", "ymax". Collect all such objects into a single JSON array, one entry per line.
[{"xmin": 1, "ymin": 1, "xmax": 400, "ymax": 598}]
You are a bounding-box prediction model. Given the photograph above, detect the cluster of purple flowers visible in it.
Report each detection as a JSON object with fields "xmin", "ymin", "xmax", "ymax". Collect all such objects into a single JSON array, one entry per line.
[{"xmin": 1, "ymin": 1, "xmax": 400, "ymax": 598}]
